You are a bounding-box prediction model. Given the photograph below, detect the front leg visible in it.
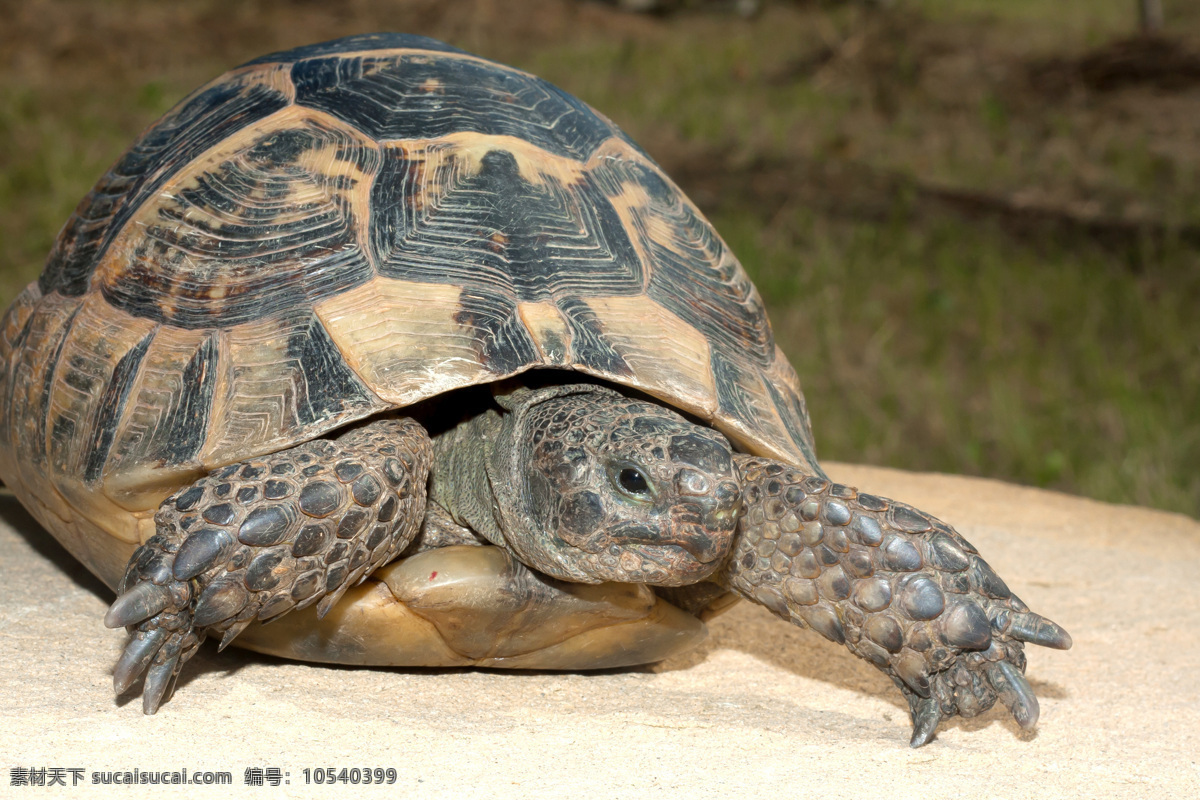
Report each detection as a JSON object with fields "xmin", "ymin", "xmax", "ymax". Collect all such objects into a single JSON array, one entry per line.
[
  {"xmin": 104, "ymin": 418, "xmax": 431, "ymax": 713},
  {"xmin": 723, "ymin": 457, "xmax": 1071, "ymax": 747}
]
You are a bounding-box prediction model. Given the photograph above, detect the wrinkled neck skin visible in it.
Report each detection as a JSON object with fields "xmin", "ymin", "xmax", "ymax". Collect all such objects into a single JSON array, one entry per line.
[
  {"xmin": 428, "ymin": 405, "xmax": 507, "ymax": 546},
  {"xmin": 429, "ymin": 385, "xmax": 615, "ymax": 558}
]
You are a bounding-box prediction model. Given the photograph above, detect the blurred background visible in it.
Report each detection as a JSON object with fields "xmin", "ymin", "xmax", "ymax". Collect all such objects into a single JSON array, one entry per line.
[{"xmin": 1, "ymin": 0, "xmax": 1197, "ymax": 517}]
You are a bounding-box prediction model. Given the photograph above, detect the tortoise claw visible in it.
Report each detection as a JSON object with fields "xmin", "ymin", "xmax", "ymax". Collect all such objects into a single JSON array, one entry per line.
[
  {"xmin": 113, "ymin": 628, "xmax": 168, "ymax": 694},
  {"xmin": 142, "ymin": 654, "xmax": 180, "ymax": 715},
  {"xmin": 1006, "ymin": 611, "xmax": 1073, "ymax": 651},
  {"xmin": 217, "ymin": 619, "xmax": 253, "ymax": 652},
  {"xmin": 909, "ymin": 695, "xmax": 942, "ymax": 748},
  {"xmin": 988, "ymin": 660, "xmax": 1040, "ymax": 730},
  {"xmin": 105, "ymin": 582, "xmax": 171, "ymax": 628}
]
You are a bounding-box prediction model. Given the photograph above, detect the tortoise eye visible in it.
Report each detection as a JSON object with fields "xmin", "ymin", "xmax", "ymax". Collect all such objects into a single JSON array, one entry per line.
[{"xmin": 617, "ymin": 467, "xmax": 651, "ymax": 497}]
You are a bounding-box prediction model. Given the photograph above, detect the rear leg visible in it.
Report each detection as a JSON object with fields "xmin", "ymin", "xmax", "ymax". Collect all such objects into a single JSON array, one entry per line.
[{"xmin": 105, "ymin": 417, "xmax": 432, "ymax": 713}]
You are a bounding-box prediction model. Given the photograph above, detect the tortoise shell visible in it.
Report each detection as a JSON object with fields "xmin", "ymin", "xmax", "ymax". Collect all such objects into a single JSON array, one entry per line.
[{"xmin": 0, "ymin": 33, "xmax": 817, "ymax": 591}]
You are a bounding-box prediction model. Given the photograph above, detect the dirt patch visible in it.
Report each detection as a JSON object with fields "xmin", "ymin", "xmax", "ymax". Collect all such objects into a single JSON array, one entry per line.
[
  {"xmin": 1030, "ymin": 35, "xmax": 1200, "ymax": 94},
  {"xmin": 664, "ymin": 147, "xmax": 1200, "ymax": 256}
]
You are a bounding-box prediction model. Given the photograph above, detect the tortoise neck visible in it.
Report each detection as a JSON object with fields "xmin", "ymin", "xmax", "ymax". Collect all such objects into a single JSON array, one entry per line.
[{"xmin": 429, "ymin": 408, "xmax": 507, "ymax": 546}]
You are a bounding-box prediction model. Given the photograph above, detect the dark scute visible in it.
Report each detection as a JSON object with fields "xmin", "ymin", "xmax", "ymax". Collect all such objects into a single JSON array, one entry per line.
[
  {"xmin": 157, "ymin": 334, "xmax": 218, "ymax": 466},
  {"xmin": 823, "ymin": 500, "xmax": 852, "ymax": 527},
  {"xmin": 865, "ymin": 615, "xmax": 904, "ymax": 653},
  {"xmin": 35, "ymin": 304, "xmax": 83, "ymax": 467},
  {"xmin": 382, "ymin": 457, "xmax": 404, "ymax": 487},
  {"xmin": 82, "ymin": 330, "xmax": 154, "ymax": 483},
  {"xmin": 753, "ymin": 586, "xmax": 789, "ymax": 618},
  {"xmin": 299, "ymin": 480, "xmax": 343, "ymax": 518},
  {"xmin": 172, "ymin": 528, "xmax": 234, "ymax": 581},
  {"xmin": 326, "ymin": 562, "xmax": 348, "ymax": 591},
  {"xmin": 245, "ymin": 551, "xmax": 284, "ymax": 592},
  {"xmin": 884, "ymin": 536, "xmax": 923, "ymax": 572},
  {"xmin": 326, "ymin": 541, "xmax": 350, "ymax": 564},
  {"xmin": 377, "ymin": 495, "xmax": 398, "ymax": 523},
  {"xmin": 351, "ymin": 474, "xmax": 382, "ymax": 506},
  {"xmin": 294, "ymin": 54, "xmax": 614, "ymax": 159},
  {"xmin": 558, "ymin": 298, "xmax": 633, "ymax": 377},
  {"xmin": 667, "ymin": 432, "xmax": 731, "ymax": 475},
  {"xmin": 334, "ymin": 460, "xmax": 363, "ymax": 483},
  {"xmin": 857, "ymin": 493, "xmax": 889, "ymax": 512},
  {"xmin": 238, "ymin": 504, "xmax": 296, "ymax": 546},
  {"xmin": 257, "ymin": 593, "xmax": 296, "ymax": 622},
  {"xmin": 291, "ymin": 571, "xmax": 322, "ymax": 601},
  {"xmin": 561, "ymin": 491, "xmax": 605, "ymax": 537},
  {"xmin": 851, "ymin": 515, "xmax": 884, "ymax": 546},
  {"xmin": 897, "ymin": 575, "xmax": 946, "ymax": 621},
  {"xmin": 241, "ymin": 33, "xmax": 471, "ymax": 67},
  {"xmin": 336, "ymin": 507, "xmax": 369, "ymax": 539},
  {"xmin": 103, "ymin": 139, "xmax": 376, "ymax": 329},
  {"xmin": 264, "ymin": 479, "xmax": 293, "ymax": 499},
  {"xmin": 801, "ymin": 606, "xmax": 846, "ymax": 645},
  {"xmin": 292, "ymin": 524, "xmax": 330, "ymax": 558},
  {"xmin": 366, "ymin": 524, "xmax": 388, "ymax": 551},
  {"xmin": 815, "ymin": 544, "xmax": 840, "ymax": 567},
  {"xmin": 175, "ymin": 486, "xmax": 206, "ymax": 512},
  {"xmin": 971, "ymin": 559, "xmax": 1012, "ymax": 599},
  {"xmin": 891, "ymin": 505, "xmax": 933, "ymax": 533},
  {"xmin": 286, "ymin": 315, "xmax": 380, "ymax": 429},
  {"xmin": 711, "ymin": 351, "xmax": 761, "ymax": 442},
  {"xmin": 236, "ymin": 486, "xmax": 259, "ymax": 504},
  {"xmin": 40, "ymin": 79, "xmax": 288, "ymax": 298},
  {"xmin": 193, "ymin": 577, "xmax": 250, "ymax": 627},
  {"xmin": 453, "ymin": 289, "xmax": 540, "ymax": 375},
  {"xmin": 762, "ymin": 376, "xmax": 821, "ymax": 472},
  {"xmin": 348, "ymin": 542, "xmax": 371, "ymax": 571},
  {"xmin": 201, "ymin": 503, "xmax": 237, "ymax": 526},
  {"xmin": 928, "ymin": 533, "xmax": 971, "ymax": 572},
  {"xmin": 942, "ymin": 602, "xmax": 993, "ymax": 650}
]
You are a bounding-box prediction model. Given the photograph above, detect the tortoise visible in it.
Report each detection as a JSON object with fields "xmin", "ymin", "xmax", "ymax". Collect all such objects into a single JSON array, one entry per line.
[{"xmin": 0, "ymin": 33, "xmax": 1070, "ymax": 746}]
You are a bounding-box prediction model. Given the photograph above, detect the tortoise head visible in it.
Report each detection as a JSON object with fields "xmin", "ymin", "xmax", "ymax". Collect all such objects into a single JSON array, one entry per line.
[{"xmin": 489, "ymin": 384, "xmax": 742, "ymax": 586}]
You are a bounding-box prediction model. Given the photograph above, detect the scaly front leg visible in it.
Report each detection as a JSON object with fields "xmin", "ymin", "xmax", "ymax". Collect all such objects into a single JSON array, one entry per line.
[
  {"xmin": 104, "ymin": 418, "xmax": 432, "ymax": 713},
  {"xmin": 722, "ymin": 457, "xmax": 1071, "ymax": 747}
]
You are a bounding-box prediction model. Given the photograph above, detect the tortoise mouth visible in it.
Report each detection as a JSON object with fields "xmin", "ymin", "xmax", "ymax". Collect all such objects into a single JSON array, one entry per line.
[{"xmin": 567, "ymin": 540, "xmax": 730, "ymax": 587}]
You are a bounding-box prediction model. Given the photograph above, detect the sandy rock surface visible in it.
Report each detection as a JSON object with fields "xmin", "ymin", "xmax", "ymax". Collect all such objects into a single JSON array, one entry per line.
[{"xmin": 1, "ymin": 463, "xmax": 1197, "ymax": 799}]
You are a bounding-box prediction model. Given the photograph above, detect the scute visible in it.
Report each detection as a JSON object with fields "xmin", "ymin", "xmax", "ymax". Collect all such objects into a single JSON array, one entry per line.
[
  {"xmin": 96, "ymin": 106, "xmax": 380, "ymax": 329},
  {"xmin": 291, "ymin": 51, "xmax": 615, "ymax": 160},
  {"xmin": 40, "ymin": 67, "xmax": 293, "ymax": 299},
  {"xmin": 240, "ymin": 32, "xmax": 473, "ymax": 66},
  {"xmin": 0, "ymin": 34, "xmax": 818, "ymax": 594}
]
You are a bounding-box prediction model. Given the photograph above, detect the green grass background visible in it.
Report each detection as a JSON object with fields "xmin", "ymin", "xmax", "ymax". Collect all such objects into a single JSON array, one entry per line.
[{"xmin": 1, "ymin": 0, "xmax": 1197, "ymax": 516}]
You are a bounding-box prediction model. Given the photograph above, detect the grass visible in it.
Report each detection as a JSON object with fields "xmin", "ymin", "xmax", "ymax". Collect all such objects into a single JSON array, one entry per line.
[{"xmin": 0, "ymin": 0, "xmax": 1197, "ymax": 517}]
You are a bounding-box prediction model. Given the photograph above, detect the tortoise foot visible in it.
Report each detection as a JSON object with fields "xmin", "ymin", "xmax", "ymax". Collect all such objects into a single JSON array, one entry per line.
[
  {"xmin": 105, "ymin": 536, "xmax": 205, "ymax": 713},
  {"xmin": 726, "ymin": 458, "xmax": 1071, "ymax": 746},
  {"xmin": 105, "ymin": 418, "xmax": 432, "ymax": 712}
]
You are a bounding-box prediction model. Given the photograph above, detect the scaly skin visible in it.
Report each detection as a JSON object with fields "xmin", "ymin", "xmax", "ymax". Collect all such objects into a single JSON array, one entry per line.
[
  {"xmin": 105, "ymin": 419, "xmax": 431, "ymax": 713},
  {"xmin": 722, "ymin": 457, "xmax": 1072, "ymax": 746},
  {"xmin": 105, "ymin": 385, "xmax": 1069, "ymax": 743}
]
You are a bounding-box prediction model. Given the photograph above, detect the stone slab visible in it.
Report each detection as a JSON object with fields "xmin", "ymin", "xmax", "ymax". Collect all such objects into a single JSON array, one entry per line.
[{"xmin": 1, "ymin": 464, "xmax": 1196, "ymax": 799}]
